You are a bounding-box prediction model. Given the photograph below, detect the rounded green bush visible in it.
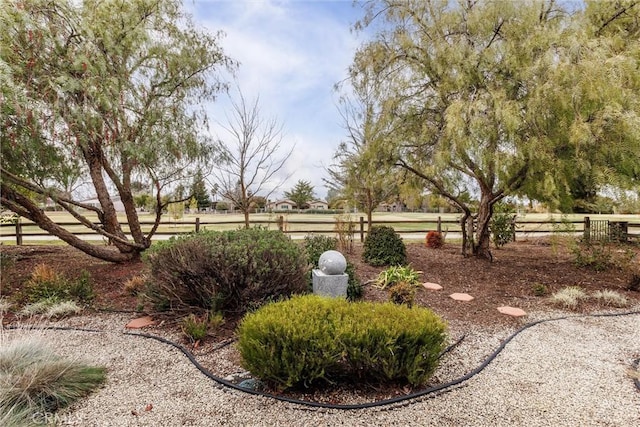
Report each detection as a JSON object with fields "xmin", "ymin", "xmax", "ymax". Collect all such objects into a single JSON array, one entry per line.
[
  {"xmin": 363, "ymin": 225, "xmax": 407, "ymax": 266},
  {"xmin": 237, "ymin": 295, "xmax": 447, "ymax": 390},
  {"xmin": 144, "ymin": 228, "xmax": 308, "ymax": 313}
]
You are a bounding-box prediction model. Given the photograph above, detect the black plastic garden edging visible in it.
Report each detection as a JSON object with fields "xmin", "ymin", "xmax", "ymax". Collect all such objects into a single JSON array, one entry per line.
[{"xmin": 6, "ymin": 310, "xmax": 640, "ymax": 410}]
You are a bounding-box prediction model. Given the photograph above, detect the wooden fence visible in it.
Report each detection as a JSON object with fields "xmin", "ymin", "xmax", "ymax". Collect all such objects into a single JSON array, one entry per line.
[{"xmin": 1, "ymin": 215, "xmax": 639, "ymax": 245}]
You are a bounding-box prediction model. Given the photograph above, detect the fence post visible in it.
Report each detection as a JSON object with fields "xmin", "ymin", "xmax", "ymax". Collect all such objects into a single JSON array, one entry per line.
[
  {"xmin": 583, "ymin": 216, "xmax": 590, "ymax": 243},
  {"xmin": 437, "ymin": 216, "xmax": 442, "ymax": 234},
  {"xmin": 277, "ymin": 215, "xmax": 284, "ymax": 232},
  {"xmin": 16, "ymin": 218, "xmax": 22, "ymax": 246},
  {"xmin": 359, "ymin": 216, "xmax": 364, "ymax": 242},
  {"xmin": 195, "ymin": 217, "xmax": 200, "ymax": 233}
]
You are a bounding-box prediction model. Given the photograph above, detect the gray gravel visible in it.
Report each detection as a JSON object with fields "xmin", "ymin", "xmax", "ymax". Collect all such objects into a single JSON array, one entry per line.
[{"xmin": 4, "ymin": 309, "xmax": 639, "ymax": 426}]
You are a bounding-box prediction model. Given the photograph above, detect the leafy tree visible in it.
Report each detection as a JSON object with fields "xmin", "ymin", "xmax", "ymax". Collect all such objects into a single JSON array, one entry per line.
[
  {"xmin": 284, "ymin": 180, "xmax": 315, "ymax": 211},
  {"xmin": 190, "ymin": 170, "xmax": 211, "ymax": 210},
  {"xmin": 327, "ymin": 81, "xmax": 398, "ymax": 229},
  {"xmin": 212, "ymin": 89, "xmax": 292, "ymax": 228},
  {"xmin": 351, "ymin": 0, "xmax": 640, "ymax": 259},
  {"xmin": 0, "ymin": 0, "xmax": 233, "ymax": 262}
]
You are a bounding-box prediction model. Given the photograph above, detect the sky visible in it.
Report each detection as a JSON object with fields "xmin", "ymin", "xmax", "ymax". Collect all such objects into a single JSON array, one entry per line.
[{"xmin": 185, "ymin": 0, "xmax": 370, "ymax": 201}]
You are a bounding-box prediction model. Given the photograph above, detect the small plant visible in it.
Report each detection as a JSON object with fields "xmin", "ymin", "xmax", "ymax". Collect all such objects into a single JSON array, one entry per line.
[
  {"xmin": 19, "ymin": 299, "xmax": 82, "ymax": 318},
  {"xmin": 0, "ymin": 298, "xmax": 11, "ymax": 316},
  {"xmin": 531, "ymin": 283, "xmax": 549, "ymax": 297},
  {"xmin": 123, "ymin": 275, "xmax": 147, "ymax": 296},
  {"xmin": 334, "ymin": 213, "xmax": 355, "ymax": 254},
  {"xmin": 490, "ymin": 204, "xmax": 516, "ymax": 248},
  {"xmin": 549, "ymin": 286, "xmax": 589, "ymax": 310},
  {"xmin": 22, "ymin": 265, "xmax": 94, "ymax": 305},
  {"xmin": 0, "ymin": 336, "xmax": 106, "ymax": 424},
  {"xmin": 363, "ymin": 226, "xmax": 407, "ymax": 266},
  {"xmin": 375, "ymin": 265, "xmax": 422, "ymax": 290},
  {"xmin": 303, "ymin": 235, "xmax": 338, "ymax": 268},
  {"xmin": 345, "ymin": 262, "xmax": 363, "ymax": 301},
  {"xmin": 181, "ymin": 314, "xmax": 209, "ymax": 341},
  {"xmin": 592, "ymin": 290, "xmax": 629, "ymax": 308},
  {"xmin": 570, "ymin": 241, "xmax": 613, "ymax": 272},
  {"xmin": 425, "ymin": 231, "xmax": 444, "ymax": 249},
  {"xmin": 388, "ymin": 282, "xmax": 416, "ymax": 307}
]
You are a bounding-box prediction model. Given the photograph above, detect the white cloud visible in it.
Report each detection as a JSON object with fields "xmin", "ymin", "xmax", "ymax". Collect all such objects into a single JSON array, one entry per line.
[{"xmin": 189, "ymin": 0, "xmax": 366, "ymax": 200}]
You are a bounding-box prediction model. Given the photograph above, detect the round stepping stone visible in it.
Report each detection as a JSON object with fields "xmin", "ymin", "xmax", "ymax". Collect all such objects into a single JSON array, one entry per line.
[
  {"xmin": 422, "ymin": 282, "xmax": 443, "ymax": 291},
  {"xmin": 125, "ymin": 316, "xmax": 155, "ymax": 329},
  {"xmin": 449, "ymin": 293, "xmax": 474, "ymax": 302},
  {"xmin": 497, "ymin": 306, "xmax": 527, "ymax": 317}
]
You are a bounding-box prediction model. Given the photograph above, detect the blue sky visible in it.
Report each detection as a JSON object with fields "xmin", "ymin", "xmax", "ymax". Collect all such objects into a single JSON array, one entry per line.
[{"xmin": 186, "ymin": 0, "xmax": 369, "ymax": 201}]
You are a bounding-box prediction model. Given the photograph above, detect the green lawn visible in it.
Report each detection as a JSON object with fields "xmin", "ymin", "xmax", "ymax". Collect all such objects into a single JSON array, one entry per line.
[{"xmin": 1, "ymin": 211, "xmax": 638, "ymax": 245}]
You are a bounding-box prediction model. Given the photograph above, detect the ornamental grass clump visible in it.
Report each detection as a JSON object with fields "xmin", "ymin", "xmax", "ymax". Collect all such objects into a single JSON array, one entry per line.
[
  {"xmin": 591, "ymin": 290, "xmax": 629, "ymax": 308},
  {"xmin": 237, "ymin": 295, "xmax": 447, "ymax": 391},
  {"xmin": 0, "ymin": 335, "xmax": 105, "ymax": 425},
  {"xmin": 549, "ymin": 286, "xmax": 589, "ymax": 310},
  {"xmin": 144, "ymin": 228, "xmax": 308, "ymax": 314}
]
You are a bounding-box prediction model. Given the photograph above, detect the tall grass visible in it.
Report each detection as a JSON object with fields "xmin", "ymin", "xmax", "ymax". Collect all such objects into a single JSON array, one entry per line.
[{"xmin": 0, "ymin": 333, "xmax": 106, "ymax": 425}]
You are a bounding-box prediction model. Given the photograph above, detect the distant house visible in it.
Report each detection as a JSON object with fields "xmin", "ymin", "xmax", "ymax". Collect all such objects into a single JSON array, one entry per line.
[
  {"xmin": 308, "ymin": 200, "xmax": 329, "ymax": 210},
  {"xmin": 267, "ymin": 199, "xmax": 297, "ymax": 211},
  {"xmin": 79, "ymin": 195, "xmax": 126, "ymax": 212}
]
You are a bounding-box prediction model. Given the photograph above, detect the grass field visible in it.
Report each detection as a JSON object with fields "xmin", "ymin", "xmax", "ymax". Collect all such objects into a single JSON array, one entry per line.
[{"xmin": 1, "ymin": 211, "xmax": 639, "ymax": 245}]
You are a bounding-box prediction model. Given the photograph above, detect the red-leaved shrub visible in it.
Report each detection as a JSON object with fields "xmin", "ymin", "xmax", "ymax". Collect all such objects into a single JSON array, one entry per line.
[{"xmin": 425, "ymin": 231, "xmax": 443, "ymax": 249}]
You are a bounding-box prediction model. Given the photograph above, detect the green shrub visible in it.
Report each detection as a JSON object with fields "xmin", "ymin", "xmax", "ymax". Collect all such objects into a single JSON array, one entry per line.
[
  {"xmin": 375, "ymin": 265, "xmax": 421, "ymax": 290},
  {"xmin": 425, "ymin": 231, "xmax": 443, "ymax": 249},
  {"xmin": 363, "ymin": 226, "xmax": 407, "ymax": 266},
  {"xmin": 303, "ymin": 235, "xmax": 337, "ymax": 268},
  {"xmin": 345, "ymin": 262, "xmax": 363, "ymax": 301},
  {"xmin": 181, "ymin": 314, "xmax": 209, "ymax": 341},
  {"xmin": 0, "ymin": 337, "xmax": 105, "ymax": 424},
  {"xmin": 388, "ymin": 282, "xmax": 416, "ymax": 307},
  {"xmin": 303, "ymin": 235, "xmax": 363, "ymax": 301},
  {"xmin": 570, "ymin": 241, "xmax": 635, "ymax": 272},
  {"xmin": 237, "ymin": 295, "xmax": 447, "ymax": 390},
  {"xmin": 21, "ymin": 264, "xmax": 94, "ymax": 305},
  {"xmin": 490, "ymin": 204, "xmax": 516, "ymax": 248},
  {"xmin": 144, "ymin": 228, "xmax": 308, "ymax": 313},
  {"xmin": 531, "ymin": 283, "xmax": 549, "ymax": 297}
]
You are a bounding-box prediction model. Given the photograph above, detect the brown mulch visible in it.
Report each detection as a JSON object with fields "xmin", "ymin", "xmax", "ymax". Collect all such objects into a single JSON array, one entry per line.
[
  {"xmin": 1, "ymin": 240, "xmax": 639, "ymax": 328},
  {"xmin": 1, "ymin": 240, "xmax": 638, "ymax": 404}
]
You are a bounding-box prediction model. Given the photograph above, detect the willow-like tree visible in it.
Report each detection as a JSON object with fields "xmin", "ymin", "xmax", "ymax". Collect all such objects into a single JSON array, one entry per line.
[
  {"xmin": 0, "ymin": 0, "xmax": 233, "ymax": 262},
  {"xmin": 351, "ymin": 0, "xmax": 640, "ymax": 259},
  {"xmin": 327, "ymin": 78, "xmax": 398, "ymax": 230}
]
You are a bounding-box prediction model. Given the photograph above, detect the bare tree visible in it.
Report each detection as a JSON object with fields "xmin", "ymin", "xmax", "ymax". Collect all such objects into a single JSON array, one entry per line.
[{"xmin": 212, "ymin": 90, "xmax": 293, "ymax": 228}]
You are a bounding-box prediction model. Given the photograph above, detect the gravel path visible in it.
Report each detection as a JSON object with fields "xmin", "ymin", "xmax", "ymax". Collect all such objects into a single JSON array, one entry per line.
[{"xmin": 5, "ymin": 310, "xmax": 640, "ymax": 426}]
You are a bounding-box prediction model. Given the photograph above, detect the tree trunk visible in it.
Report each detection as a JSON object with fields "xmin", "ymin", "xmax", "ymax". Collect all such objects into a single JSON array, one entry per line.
[
  {"xmin": 473, "ymin": 196, "xmax": 494, "ymax": 260},
  {"xmin": 1, "ymin": 184, "xmax": 140, "ymax": 262},
  {"xmin": 243, "ymin": 209, "xmax": 250, "ymax": 229}
]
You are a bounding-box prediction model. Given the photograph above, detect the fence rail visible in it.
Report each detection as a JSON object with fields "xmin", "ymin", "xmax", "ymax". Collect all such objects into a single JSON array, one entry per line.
[{"xmin": 1, "ymin": 215, "xmax": 639, "ymax": 245}]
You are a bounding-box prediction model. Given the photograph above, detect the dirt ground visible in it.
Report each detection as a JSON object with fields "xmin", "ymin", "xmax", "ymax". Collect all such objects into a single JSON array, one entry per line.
[{"xmin": 1, "ymin": 238, "xmax": 639, "ymax": 328}]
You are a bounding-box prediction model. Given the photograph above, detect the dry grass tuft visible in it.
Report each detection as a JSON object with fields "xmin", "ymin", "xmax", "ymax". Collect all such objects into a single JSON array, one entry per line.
[
  {"xmin": 549, "ymin": 286, "xmax": 589, "ymax": 310},
  {"xmin": 591, "ymin": 290, "xmax": 629, "ymax": 308},
  {"xmin": 19, "ymin": 299, "xmax": 82, "ymax": 319}
]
